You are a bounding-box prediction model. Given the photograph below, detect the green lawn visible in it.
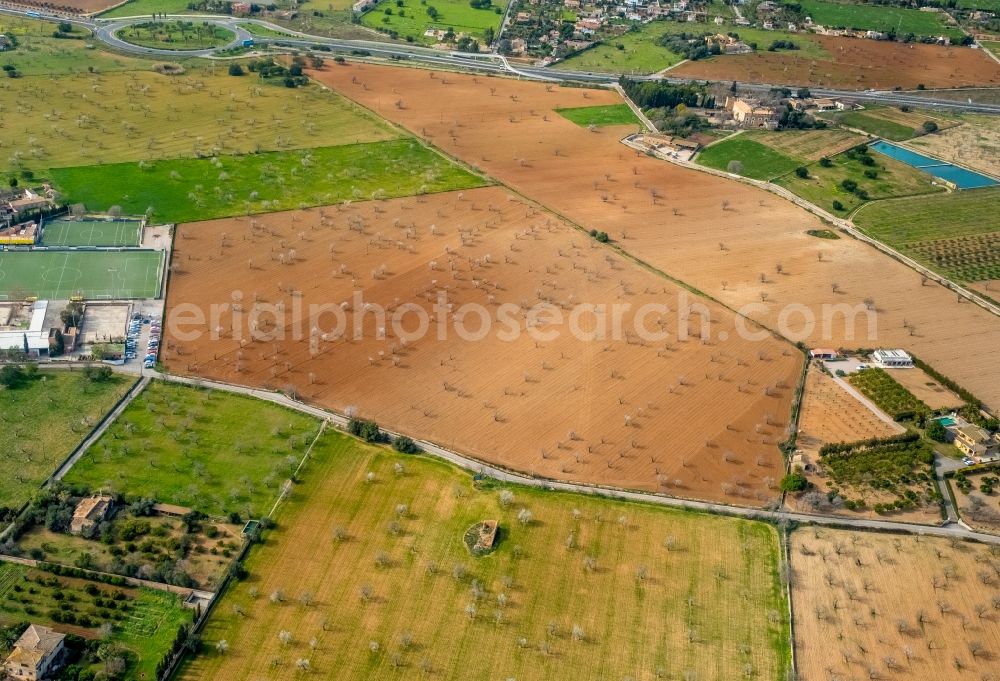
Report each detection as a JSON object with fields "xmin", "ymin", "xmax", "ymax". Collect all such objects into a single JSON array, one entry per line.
[
  {"xmin": 361, "ymin": 0, "xmax": 506, "ymax": 43},
  {"xmin": 774, "ymin": 147, "xmax": 943, "ymax": 215},
  {"xmin": 853, "ymin": 187, "xmax": 1000, "ymax": 282},
  {"xmin": 49, "ymin": 139, "xmax": 488, "ymax": 224},
  {"xmin": 0, "ymin": 371, "xmax": 133, "ymax": 515},
  {"xmin": 100, "ymin": 0, "xmax": 199, "ymax": 17},
  {"xmin": 0, "ymin": 250, "xmax": 163, "ymax": 300},
  {"xmin": 180, "ymin": 431, "xmax": 790, "ymax": 681},
  {"xmin": 238, "ymin": 21, "xmax": 297, "ymax": 37},
  {"xmin": 64, "ymin": 380, "xmax": 323, "ymax": 518},
  {"xmin": 792, "ymin": 0, "xmax": 965, "ymax": 41},
  {"xmin": 695, "ymin": 135, "xmax": 802, "ymax": 180},
  {"xmin": 0, "ymin": 563, "xmax": 192, "ymax": 680},
  {"xmin": 117, "ymin": 21, "xmax": 236, "ymax": 50},
  {"xmin": 820, "ymin": 110, "xmax": 917, "ymax": 141},
  {"xmin": 555, "ymin": 103, "xmax": 641, "ymax": 127}
]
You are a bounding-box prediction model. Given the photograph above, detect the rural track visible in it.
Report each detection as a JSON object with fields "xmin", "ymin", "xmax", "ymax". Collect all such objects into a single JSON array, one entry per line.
[
  {"xmin": 138, "ymin": 369, "xmax": 1000, "ymax": 546},
  {"xmin": 51, "ymin": 375, "xmax": 151, "ymax": 482}
]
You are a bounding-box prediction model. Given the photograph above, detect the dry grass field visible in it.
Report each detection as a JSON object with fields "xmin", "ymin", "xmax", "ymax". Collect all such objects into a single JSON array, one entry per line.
[
  {"xmin": 747, "ymin": 129, "xmax": 866, "ymax": 162},
  {"xmin": 670, "ymin": 35, "xmax": 1000, "ymax": 90},
  {"xmin": 791, "ymin": 528, "xmax": 1000, "ymax": 681},
  {"xmin": 162, "ymin": 186, "xmax": 801, "ymax": 506},
  {"xmin": 889, "ymin": 367, "xmax": 965, "ymax": 410},
  {"xmin": 181, "ymin": 429, "xmax": 791, "ymax": 681},
  {"xmin": 0, "ymin": 69, "xmax": 395, "ymax": 173},
  {"xmin": 907, "ymin": 114, "xmax": 1000, "ymax": 179},
  {"xmin": 311, "ymin": 63, "xmax": 1000, "ymax": 412}
]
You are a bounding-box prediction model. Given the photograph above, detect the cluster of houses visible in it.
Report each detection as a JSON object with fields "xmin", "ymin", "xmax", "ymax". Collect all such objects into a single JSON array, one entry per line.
[
  {"xmin": 938, "ymin": 414, "xmax": 1000, "ymax": 463},
  {"xmin": 0, "ymin": 187, "xmax": 55, "ymax": 246},
  {"xmin": 788, "ymin": 96, "xmax": 862, "ymax": 113}
]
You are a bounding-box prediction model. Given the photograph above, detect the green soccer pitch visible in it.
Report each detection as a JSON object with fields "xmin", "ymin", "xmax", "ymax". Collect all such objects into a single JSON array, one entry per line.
[
  {"xmin": 0, "ymin": 250, "xmax": 163, "ymax": 300},
  {"xmin": 40, "ymin": 218, "xmax": 143, "ymax": 247}
]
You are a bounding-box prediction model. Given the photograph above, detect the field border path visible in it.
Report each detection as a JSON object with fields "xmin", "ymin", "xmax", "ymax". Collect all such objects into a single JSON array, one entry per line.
[{"xmin": 140, "ymin": 369, "xmax": 1000, "ymax": 546}]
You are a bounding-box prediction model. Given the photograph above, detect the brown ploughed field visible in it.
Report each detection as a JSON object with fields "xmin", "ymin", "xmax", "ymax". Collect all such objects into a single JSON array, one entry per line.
[
  {"xmin": 311, "ymin": 63, "xmax": 1000, "ymax": 411},
  {"xmin": 792, "ymin": 528, "xmax": 1000, "ymax": 681},
  {"xmin": 163, "ymin": 187, "xmax": 800, "ymax": 505},
  {"xmin": 670, "ymin": 35, "xmax": 1000, "ymax": 90}
]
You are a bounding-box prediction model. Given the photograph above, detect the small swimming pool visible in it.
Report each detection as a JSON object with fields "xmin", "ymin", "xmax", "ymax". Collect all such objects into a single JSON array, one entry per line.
[
  {"xmin": 937, "ymin": 416, "xmax": 957, "ymax": 427},
  {"xmin": 869, "ymin": 140, "xmax": 999, "ymax": 190}
]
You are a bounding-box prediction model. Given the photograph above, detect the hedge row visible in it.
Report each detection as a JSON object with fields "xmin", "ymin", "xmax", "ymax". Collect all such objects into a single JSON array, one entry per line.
[{"xmin": 819, "ymin": 431, "xmax": 920, "ymax": 457}]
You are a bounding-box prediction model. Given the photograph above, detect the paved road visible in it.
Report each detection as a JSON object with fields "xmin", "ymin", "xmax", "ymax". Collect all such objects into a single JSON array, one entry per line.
[
  {"xmin": 3, "ymin": 4, "xmax": 1000, "ymax": 113},
  {"xmin": 139, "ymin": 369, "xmax": 1000, "ymax": 545}
]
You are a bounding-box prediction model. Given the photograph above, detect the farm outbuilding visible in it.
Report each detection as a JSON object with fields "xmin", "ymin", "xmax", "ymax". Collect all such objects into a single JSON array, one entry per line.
[{"xmin": 872, "ymin": 349, "xmax": 914, "ymax": 368}]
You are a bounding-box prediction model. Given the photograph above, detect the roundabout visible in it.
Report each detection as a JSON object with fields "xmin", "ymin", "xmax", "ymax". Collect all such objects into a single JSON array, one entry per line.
[{"xmin": 115, "ymin": 20, "xmax": 236, "ymax": 52}]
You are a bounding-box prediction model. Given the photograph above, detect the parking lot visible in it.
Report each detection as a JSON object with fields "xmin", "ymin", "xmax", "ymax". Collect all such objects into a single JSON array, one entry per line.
[{"xmin": 124, "ymin": 310, "xmax": 161, "ymax": 369}]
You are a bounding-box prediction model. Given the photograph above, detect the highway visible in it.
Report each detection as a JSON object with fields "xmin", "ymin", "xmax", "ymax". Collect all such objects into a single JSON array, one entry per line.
[{"xmin": 3, "ymin": 3, "xmax": 1000, "ymax": 113}]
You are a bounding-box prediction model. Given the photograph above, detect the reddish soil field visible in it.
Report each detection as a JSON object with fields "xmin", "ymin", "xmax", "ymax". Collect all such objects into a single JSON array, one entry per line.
[
  {"xmin": 163, "ymin": 187, "xmax": 801, "ymax": 506},
  {"xmin": 311, "ymin": 63, "xmax": 1000, "ymax": 411},
  {"xmin": 670, "ymin": 35, "xmax": 1000, "ymax": 90},
  {"xmin": 796, "ymin": 365, "xmax": 902, "ymax": 455}
]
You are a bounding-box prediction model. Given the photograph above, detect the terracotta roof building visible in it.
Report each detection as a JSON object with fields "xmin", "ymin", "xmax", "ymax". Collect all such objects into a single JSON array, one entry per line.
[{"xmin": 4, "ymin": 625, "xmax": 66, "ymax": 680}]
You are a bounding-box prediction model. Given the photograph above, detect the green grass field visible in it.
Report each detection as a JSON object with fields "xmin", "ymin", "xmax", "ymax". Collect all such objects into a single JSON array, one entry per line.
[
  {"xmin": 854, "ymin": 186, "xmax": 1000, "ymax": 243},
  {"xmin": 552, "ymin": 21, "xmax": 685, "ymax": 75},
  {"xmin": 775, "ymin": 147, "xmax": 943, "ymax": 214},
  {"xmin": 362, "ymin": 0, "xmax": 506, "ymax": 43},
  {"xmin": 819, "ymin": 110, "xmax": 918, "ymax": 141},
  {"xmin": 853, "ymin": 187, "xmax": 1000, "ymax": 282},
  {"xmin": 554, "ymin": 17, "xmax": 827, "ymax": 74},
  {"xmin": 0, "ymin": 371, "xmax": 132, "ymax": 514},
  {"xmin": 696, "ymin": 135, "xmax": 802, "ymax": 180},
  {"xmin": 100, "ymin": 0, "xmax": 199, "ymax": 17},
  {"xmin": 793, "ymin": 0, "xmax": 965, "ymax": 40},
  {"xmin": 117, "ymin": 20, "xmax": 236, "ymax": 50},
  {"xmin": 555, "ymin": 103, "xmax": 641, "ymax": 127},
  {"xmin": 0, "ymin": 250, "xmax": 162, "ymax": 300},
  {"xmin": 50, "ymin": 140, "xmax": 488, "ymax": 224},
  {"xmin": 0, "ymin": 16, "xmax": 152, "ymax": 76},
  {"xmin": 0, "ymin": 562, "xmax": 191, "ymax": 680},
  {"xmin": 40, "ymin": 218, "xmax": 143, "ymax": 247},
  {"xmin": 958, "ymin": 0, "xmax": 1000, "ymax": 9},
  {"xmin": 64, "ymin": 380, "xmax": 323, "ymax": 518},
  {"xmin": 180, "ymin": 431, "xmax": 789, "ymax": 681},
  {"xmin": 0, "ymin": 69, "xmax": 396, "ymax": 174}
]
